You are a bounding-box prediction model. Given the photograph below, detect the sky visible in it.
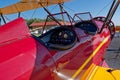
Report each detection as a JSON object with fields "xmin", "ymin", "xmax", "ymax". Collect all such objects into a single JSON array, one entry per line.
[{"xmin": 0, "ymin": 0, "xmax": 120, "ymax": 25}]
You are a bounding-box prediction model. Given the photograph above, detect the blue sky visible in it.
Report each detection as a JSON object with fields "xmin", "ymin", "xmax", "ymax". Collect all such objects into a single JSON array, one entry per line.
[{"xmin": 0, "ymin": 0, "xmax": 120, "ymax": 25}]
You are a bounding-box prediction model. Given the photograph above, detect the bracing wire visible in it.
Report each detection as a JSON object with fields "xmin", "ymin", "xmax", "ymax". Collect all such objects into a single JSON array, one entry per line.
[
  {"xmin": 62, "ymin": 4, "xmax": 76, "ymax": 12},
  {"xmin": 30, "ymin": 8, "xmax": 38, "ymax": 19},
  {"xmin": 96, "ymin": 0, "xmax": 113, "ymax": 16},
  {"xmin": 49, "ymin": 4, "xmax": 58, "ymax": 12},
  {"xmin": 21, "ymin": 14, "xmax": 29, "ymax": 19},
  {"xmin": 4, "ymin": 15, "xmax": 11, "ymax": 21}
]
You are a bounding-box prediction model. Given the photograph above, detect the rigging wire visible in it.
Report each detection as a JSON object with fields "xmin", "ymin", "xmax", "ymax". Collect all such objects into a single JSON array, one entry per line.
[
  {"xmin": 30, "ymin": 8, "xmax": 38, "ymax": 19},
  {"xmin": 62, "ymin": 4, "xmax": 76, "ymax": 12},
  {"xmin": 21, "ymin": 14, "xmax": 29, "ymax": 19},
  {"xmin": 4, "ymin": 15, "xmax": 11, "ymax": 21},
  {"xmin": 49, "ymin": 4, "xmax": 58, "ymax": 12},
  {"xmin": 96, "ymin": 0, "xmax": 113, "ymax": 16}
]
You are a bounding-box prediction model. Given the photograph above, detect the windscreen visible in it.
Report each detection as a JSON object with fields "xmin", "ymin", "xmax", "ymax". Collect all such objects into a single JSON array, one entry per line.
[
  {"xmin": 42, "ymin": 12, "xmax": 73, "ymax": 33},
  {"xmin": 73, "ymin": 12, "xmax": 93, "ymax": 22}
]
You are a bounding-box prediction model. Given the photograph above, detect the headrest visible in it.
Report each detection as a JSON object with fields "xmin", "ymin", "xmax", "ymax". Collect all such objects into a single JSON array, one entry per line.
[{"xmin": 0, "ymin": 17, "xmax": 30, "ymax": 44}]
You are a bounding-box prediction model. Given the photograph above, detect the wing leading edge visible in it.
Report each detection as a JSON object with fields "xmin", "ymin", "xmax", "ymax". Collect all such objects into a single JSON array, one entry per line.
[{"xmin": 0, "ymin": 0, "xmax": 70, "ymax": 15}]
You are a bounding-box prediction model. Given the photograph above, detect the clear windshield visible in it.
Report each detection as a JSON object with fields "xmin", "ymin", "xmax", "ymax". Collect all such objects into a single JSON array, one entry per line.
[
  {"xmin": 42, "ymin": 12, "xmax": 73, "ymax": 34},
  {"xmin": 73, "ymin": 12, "xmax": 93, "ymax": 22}
]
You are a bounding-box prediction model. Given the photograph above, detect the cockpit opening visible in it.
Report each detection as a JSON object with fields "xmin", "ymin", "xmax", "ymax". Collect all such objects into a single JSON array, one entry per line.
[
  {"xmin": 39, "ymin": 26, "xmax": 77, "ymax": 50},
  {"xmin": 74, "ymin": 21, "xmax": 98, "ymax": 35}
]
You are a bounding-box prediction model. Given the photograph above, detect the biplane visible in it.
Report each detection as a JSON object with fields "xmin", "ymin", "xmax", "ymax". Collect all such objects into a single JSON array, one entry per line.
[{"xmin": 0, "ymin": 0, "xmax": 120, "ymax": 80}]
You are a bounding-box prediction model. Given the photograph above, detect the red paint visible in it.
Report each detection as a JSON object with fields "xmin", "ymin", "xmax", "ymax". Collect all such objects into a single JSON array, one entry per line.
[
  {"xmin": 0, "ymin": 18, "xmax": 55, "ymax": 80},
  {"xmin": 0, "ymin": 16, "xmax": 115, "ymax": 80}
]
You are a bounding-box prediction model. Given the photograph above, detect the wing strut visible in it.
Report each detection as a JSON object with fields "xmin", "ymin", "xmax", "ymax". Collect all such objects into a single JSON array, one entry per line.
[
  {"xmin": 39, "ymin": 3, "xmax": 62, "ymax": 34},
  {"xmin": 18, "ymin": 12, "xmax": 21, "ymax": 18},
  {"xmin": 100, "ymin": 0, "xmax": 120, "ymax": 33},
  {"xmin": 0, "ymin": 18, "xmax": 1, "ymax": 26},
  {"xmin": 0, "ymin": 13, "xmax": 6, "ymax": 24},
  {"xmin": 39, "ymin": 3, "xmax": 62, "ymax": 26},
  {"xmin": 59, "ymin": 3, "xmax": 65, "ymax": 25}
]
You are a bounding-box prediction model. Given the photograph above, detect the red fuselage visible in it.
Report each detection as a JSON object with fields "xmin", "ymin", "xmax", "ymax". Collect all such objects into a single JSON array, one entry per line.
[{"xmin": 0, "ymin": 17, "xmax": 113, "ymax": 80}]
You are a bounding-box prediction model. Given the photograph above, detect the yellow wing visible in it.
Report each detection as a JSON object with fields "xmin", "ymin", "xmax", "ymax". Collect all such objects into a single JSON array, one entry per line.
[
  {"xmin": 0, "ymin": 0, "xmax": 70, "ymax": 15},
  {"xmin": 81, "ymin": 63, "xmax": 120, "ymax": 80}
]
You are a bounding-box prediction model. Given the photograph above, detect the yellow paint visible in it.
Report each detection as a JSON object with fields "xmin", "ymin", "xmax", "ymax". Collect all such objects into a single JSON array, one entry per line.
[
  {"xmin": 80, "ymin": 64, "xmax": 96, "ymax": 79},
  {"xmin": 0, "ymin": 0, "xmax": 69, "ymax": 15},
  {"xmin": 71, "ymin": 37, "xmax": 109, "ymax": 79},
  {"xmin": 87, "ymin": 65, "xmax": 99, "ymax": 80},
  {"xmin": 81, "ymin": 64, "xmax": 120, "ymax": 80}
]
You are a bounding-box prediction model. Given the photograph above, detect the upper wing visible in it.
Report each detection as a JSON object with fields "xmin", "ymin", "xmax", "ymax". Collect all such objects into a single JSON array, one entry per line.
[{"xmin": 0, "ymin": 0, "xmax": 70, "ymax": 15}]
